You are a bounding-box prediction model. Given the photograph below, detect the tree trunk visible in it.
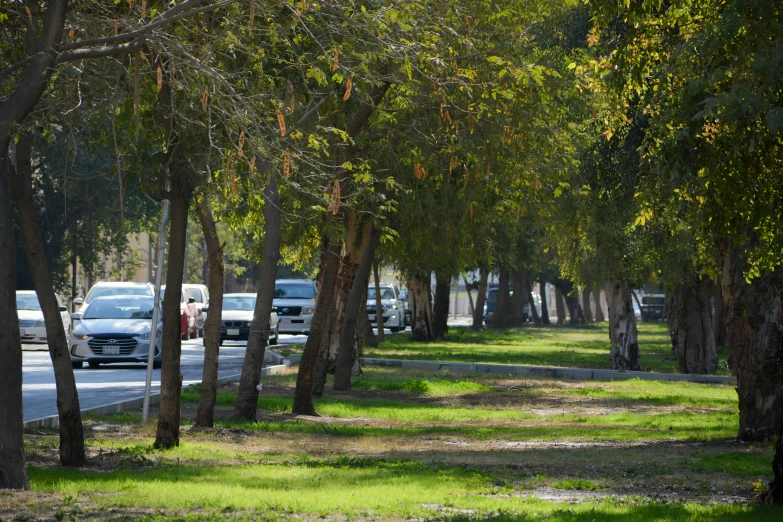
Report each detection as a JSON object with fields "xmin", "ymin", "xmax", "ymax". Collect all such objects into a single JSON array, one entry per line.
[
  {"xmin": 671, "ymin": 278, "xmax": 717, "ymax": 375},
  {"xmin": 528, "ymin": 280, "xmax": 541, "ymax": 326},
  {"xmin": 373, "ymin": 261, "xmax": 385, "ymax": 342},
  {"xmin": 666, "ymin": 293, "xmax": 679, "ymax": 356},
  {"xmin": 490, "ymin": 269, "xmax": 511, "ymax": 329},
  {"xmin": 565, "ymin": 292, "xmax": 583, "ymax": 325},
  {"xmin": 410, "ymin": 274, "xmax": 434, "ymax": 341},
  {"xmin": 539, "ymin": 277, "xmax": 551, "ymax": 325},
  {"xmin": 9, "ymin": 133, "xmax": 85, "ymax": 466},
  {"xmin": 0, "ymin": 140, "xmax": 28, "ymax": 490},
  {"xmin": 194, "ymin": 193, "xmax": 225, "ymax": 428},
  {"xmin": 581, "ymin": 287, "xmax": 593, "ymax": 323},
  {"xmin": 432, "ymin": 274, "xmax": 451, "ymax": 339},
  {"xmin": 363, "ymin": 313, "xmax": 377, "ymax": 347},
  {"xmin": 593, "ymin": 287, "xmax": 605, "ymax": 322},
  {"xmin": 293, "ymin": 236, "xmax": 340, "ymax": 414},
  {"xmin": 712, "ymin": 284, "xmax": 727, "ymax": 349},
  {"xmin": 471, "ymin": 268, "xmax": 488, "ymax": 331},
  {"xmin": 154, "ymin": 165, "xmax": 191, "ymax": 449},
  {"xmin": 770, "ymin": 423, "xmax": 783, "ymax": 504},
  {"xmin": 463, "ymin": 274, "xmax": 475, "ymax": 315},
  {"xmin": 510, "ymin": 263, "xmax": 528, "ymax": 327},
  {"xmin": 605, "ymin": 281, "xmax": 640, "ymax": 371},
  {"xmin": 555, "ymin": 286, "xmax": 567, "ymax": 325},
  {"xmin": 312, "ymin": 311, "xmax": 335, "ymax": 398},
  {"xmin": 233, "ymin": 174, "xmax": 281, "ymax": 421},
  {"xmin": 334, "ymin": 228, "xmax": 380, "ymax": 391},
  {"xmin": 720, "ymin": 252, "xmax": 783, "ymax": 442}
]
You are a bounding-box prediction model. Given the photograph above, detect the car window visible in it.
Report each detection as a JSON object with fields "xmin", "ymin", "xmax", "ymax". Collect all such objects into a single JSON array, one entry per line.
[
  {"xmin": 83, "ymin": 298, "xmax": 154, "ymax": 319},
  {"xmin": 367, "ymin": 287, "xmax": 396, "ymax": 299},
  {"xmin": 486, "ymin": 289, "xmax": 497, "ymax": 303},
  {"xmin": 16, "ymin": 294, "xmax": 42, "ymax": 311},
  {"xmin": 86, "ymin": 286, "xmax": 152, "ymax": 303},
  {"xmin": 223, "ymin": 296, "xmax": 256, "ymax": 311},
  {"xmin": 186, "ymin": 288, "xmax": 203, "ymax": 302},
  {"xmin": 160, "ymin": 288, "xmax": 185, "ymax": 303},
  {"xmin": 274, "ymin": 283, "xmax": 315, "ymax": 299}
]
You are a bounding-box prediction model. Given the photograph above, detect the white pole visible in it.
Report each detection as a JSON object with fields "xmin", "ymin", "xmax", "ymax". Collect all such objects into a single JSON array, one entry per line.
[{"xmin": 142, "ymin": 199, "xmax": 170, "ymax": 422}]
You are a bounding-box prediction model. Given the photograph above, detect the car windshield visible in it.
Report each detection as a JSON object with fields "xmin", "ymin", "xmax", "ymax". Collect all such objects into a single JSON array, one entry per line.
[
  {"xmin": 83, "ymin": 298, "xmax": 154, "ymax": 319},
  {"xmin": 160, "ymin": 289, "xmax": 185, "ymax": 302},
  {"xmin": 186, "ymin": 288, "xmax": 203, "ymax": 302},
  {"xmin": 223, "ymin": 296, "xmax": 256, "ymax": 311},
  {"xmin": 274, "ymin": 283, "xmax": 315, "ymax": 299},
  {"xmin": 16, "ymin": 294, "xmax": 42, "ymax": 311},
  {"xmin": 86, "ymin": 286, "xmax": 151, "ymax": 303},
  {"xmin": 486, "ymin": 289, "xmax": 497, "ymax": 303},
  {"xmin": 367, "ymin": 287, "xmax": 396, "ymax": 299}
]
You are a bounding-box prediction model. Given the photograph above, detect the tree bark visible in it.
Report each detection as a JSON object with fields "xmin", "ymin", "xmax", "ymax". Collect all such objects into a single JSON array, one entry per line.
[
  {"xmin": 373, "ymin": 261, "xmax": 385, "ymax": 342},
  {"xmin": 154, "ymin": 164, "xmax": 190, "ymax": 449},
  {"xmin": 0, "ymin": 140, "xmax": 28, "ymax": 490},
  {"xmin": 565, "ymin": 292, "xmax": 583, "ymax": 325},
  {"xmin": 410, "ymin": 274, "xmax": 434, "ymax": 341},
  {"xmin": 510, "ymin": 263, "xmax": 528, "ymax": 327},
  {"xmin": 605, "ymin": 281, "xmax": 640, "ymax": 371},
  {"xmin": 555, "ymin": 286, "xmax": 567, "ymax": 325},
  {"xmin": 432, "ymin": 273, "xmax": 451, "ymax": 339},
  {"xmin": 363, "ymin": 313, "xmax": 377, "ymax": 347},
  {"xmin": 194, "ymin": 193, "xmax": 225, "ymax": 428},
  {"xmin": 233, "ymin": 173, "xmax": 281, "ymax": 421},
  {"xmin": 539, "ymin": 277, "xmax": 550, "ymax": 325},
  {"xmin": 528, "ymin": 280, "xmax": 541, "ymax": 325},
  {"xmin": 293, "ymin": 236, "xmax": 340, "ymax": 414},
  {"xmin": 712, "ymin": 284, "xmax": 727, "ymax": 349},
  {"xmin": 9, "ymin": 133, "xmax": 85, "ymax": 466},
  {"xmin": 770, "ymin": 423, "xmax": 783, "ymax": 504},
  {"xmin": 490, "ymin": 269, "xmax": 511, "ymax": 329},
  {"xmin": 670, "ymin": 279, "xmax": 717, "ymax": 374},
  {"xmin": 334, "ymin": 228, "xmax": 380, "ymax": 390},
  {"xmin": 463, "ymin": 274, "xmax": 475, "ymax": 315},
  {"xmin": 471, "ymin": 268, "xmax": 488, "ymax": 331},
  {"xmin": 720, "ymin": 252, "xmax": 783, "ymax": 442},
  {"xmin": 593, "ymin": 287, "xmax": 605, "ymax": 322},
  {"xmin": 581, "ymin": 287, "xmax": 593, "ymax": 323}
]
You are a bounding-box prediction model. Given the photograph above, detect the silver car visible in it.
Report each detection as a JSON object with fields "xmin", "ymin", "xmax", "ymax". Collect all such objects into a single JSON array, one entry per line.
[
  {"xmin": 16, "ymin": 290, "xmax": 71, "ymax": 343},
  {"xmin": 366, "ymin": 284, "xmax": 405, "ymax": 333},
  {"xmin": 219, "ymin": 293, "xmax": 279, "ymax": 346},
  {"xmin": 69, "ymin": 295, "xmax": 162, "ymax": 369},
  {"xmin": 272, "ymin": 280, "xmax": 316, "ymax": 334}
]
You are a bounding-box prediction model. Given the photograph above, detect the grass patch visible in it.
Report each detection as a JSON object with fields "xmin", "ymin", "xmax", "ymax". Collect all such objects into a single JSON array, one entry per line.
[
  {"xmin": 691, "ymin": 452, "xmax": 775, "ymax": 476},
  {"xmin": 551, "ymin": 479, "xmax": 601, "ymax": 491}
]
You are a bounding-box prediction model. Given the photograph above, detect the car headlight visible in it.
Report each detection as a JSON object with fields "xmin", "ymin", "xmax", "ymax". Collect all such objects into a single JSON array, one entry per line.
[
  {"xmin": 138, "ymin": 330, "xmax": 163, "ymax": 340},
  {"xmin": 71, "ymin": 332, "xmax": 89, "ymax": 340},
  {"xmin": 301, "ymin": 306, "xmax": 314, "ymax": 315}
]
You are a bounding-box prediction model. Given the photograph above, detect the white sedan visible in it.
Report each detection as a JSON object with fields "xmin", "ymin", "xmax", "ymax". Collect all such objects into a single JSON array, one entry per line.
[{"xmin": 16, "ymin": 290, "xmax": 71, "ymax": 343}]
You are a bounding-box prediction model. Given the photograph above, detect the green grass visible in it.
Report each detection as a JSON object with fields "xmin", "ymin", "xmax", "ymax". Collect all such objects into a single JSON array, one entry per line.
[
  {"xmin": 690, "ymin": 452, "xmax": 776, "ymax": 476},
  {"xmin": 551, "ymin": 479, "xmax": 602, "ymax": 491},
  {"xmin": 363, "ymin": 323, "xmax": 731, "ymax": 374}
]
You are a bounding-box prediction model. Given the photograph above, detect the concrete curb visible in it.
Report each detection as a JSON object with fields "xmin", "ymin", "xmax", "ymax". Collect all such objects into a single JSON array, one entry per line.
[
  {"xmin": 286, "ymin": 353, "xmax": 734, "ymax": 385},
  {"xmin": 23, "ymin": 364, "xmax": 290, "ymax": 429}
]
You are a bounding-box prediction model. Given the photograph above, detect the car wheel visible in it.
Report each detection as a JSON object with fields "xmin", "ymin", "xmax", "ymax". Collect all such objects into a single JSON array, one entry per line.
[
  {"xmin": 153, "ymin": 360, "xmax": 162, "ymax": 369},
  {"xmin": 71, "ymin": 361, "xmax": 83, "ymax": 369},
  {"xmin": 390, "ymin": 326, "xmax": 401, "ymax": 333},
  {"xmin": 202, "ymin": 336, "xmax": 206, "ymax": 347},
  {"xmin": 88, "ymin": 361, "xmax": 100, "ymax": 368},
  {"xmin": 183, "ymin": 326, "xmax": 191, "ymax": 341}
]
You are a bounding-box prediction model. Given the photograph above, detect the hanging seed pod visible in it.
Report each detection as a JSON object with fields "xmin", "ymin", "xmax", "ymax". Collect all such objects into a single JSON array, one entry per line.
[
  {"xmin": 449, "ymin": 156, "xmax": 459, "ymax": 173},
  {"xmin": 68, "ymin": 28, "xmax": 75, "ymax": 38},
  {"xmin": 141, "ymin": 0, "xmax": 146, "ymax": 19},
  {"xmin": 533, "ymin": 177, "xmax": 542, "ymax": 189},
  {"xmin": 290, "ymin": 95, "xmax": 295, "ymax": 113},
  {"xmin": 114, "ymin": 22, "xmax": 119, "ymax": 35},
  {"xmin": 276, "ymin": 108, "xmax": 286, "ymax": 136},
  {"xmin": 156, "ymin": 66, "xmax": 162, "ymax": 92},
  {"xmin": 343, "ymin": 79, "xmax": 352, "ymax": 101},
  {"xmin": 332, "ymin": 49, "xmax": 339, "ymax": 71},
  {"xmin": 414, "ymin": 163, "xmax": 422, "ymax": 179},
  {"xmin": 469, "ymin": 203, "xmax": 475, "ymax": 220},
  {"xmin": 202, "ymin": 87, "xmax": 209, "ymax": 111},
  {"xmin": 249, "ymin": 155, "xmax": 256, "ymax": 171},
  {"xmin": 238, "ymin": 130, "xmax": 245, "ymax": 157},
  {"xmin": 25, "ymin": 6, "xmax": 32, "ymax": 22},
  {"xmin": 248, "ymin": 2, "xmax": 255, "ymax": 29},
  {"xmin": 468, "ymin": 115, "xmax": 475, "ymax": 132},
  {"xmin": 284, "ymin": 148, "xmax": 291, "ymax": 177},
  {"xmin": 328, "ymin": 180, "xmax": 341, "ymax": 215}
]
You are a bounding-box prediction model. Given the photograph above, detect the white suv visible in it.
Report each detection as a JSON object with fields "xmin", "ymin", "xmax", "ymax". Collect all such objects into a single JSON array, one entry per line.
[
  {"xmin": 75, "ymin": 281, "xmax": 155, "ymax": 307},
  {"xmin": 367, "ymin": 284, "xmax": 405, "ymax": 333},
  {"xmin": 183, "ymin": 284, "xmax": 210, "ymax": 337},
  {"xmin": 273, "ymin": 280, "xmax": 316, "ymax": 334}
]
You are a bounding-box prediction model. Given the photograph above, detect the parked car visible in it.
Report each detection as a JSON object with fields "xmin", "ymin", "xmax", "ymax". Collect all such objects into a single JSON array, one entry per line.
[
  {"xmin": 74, "ymin": 281, "xmax": 154, "ymax": 307},
  {"xmin": 366, "ymin": 284, "xmax": 405, "ymax": 333},
  {"xmin": 16, "ymin": 290, "xmax": 71, "ymax": 343},
  {"xmin": 183, "ymin": 283, "xmax": 209, "ymax": 337},
  {"xmin": 638, "ymin": 286, "xmax": 666, "ymax": 321},
  {"xmin": 273, "ymin": 279, "xmax": 316, "ymax": 334},
  {"xmin": 216, "ymin": 293, "xmax": 279, "ymax": 346},
  {"xmin": 161, "ymin": 286, "xmax": 199, "ymax": 340},
  {"xmin": 399, "ymin": 289, "xmax": 411, "ymax": 327},
  {"xmin": 69, "ymin": 295, "xmax": 162, "ymax": 369}
]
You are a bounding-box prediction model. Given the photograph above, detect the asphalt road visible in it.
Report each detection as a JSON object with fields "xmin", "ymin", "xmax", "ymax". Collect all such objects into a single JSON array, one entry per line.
[{"xmin": 22, "ymin": 335, "xmax": 304, "ymax": 422}]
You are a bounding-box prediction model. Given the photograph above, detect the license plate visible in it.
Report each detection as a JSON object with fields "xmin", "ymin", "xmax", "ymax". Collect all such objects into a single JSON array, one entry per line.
[
  {"xmin": 103, "ymin": 345, "xmax": 120, "ymax": 355},
  {"xmin": 227, "ymin": 328, "xmax": 240, "ymax": 336}
]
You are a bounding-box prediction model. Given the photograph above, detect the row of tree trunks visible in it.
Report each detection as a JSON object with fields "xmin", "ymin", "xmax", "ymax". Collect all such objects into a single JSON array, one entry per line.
[
  {"xmin": 555, "ymin": 287, "xmax": 567, "ymax": 324},
  {"xmin": 668, "ymin": 278, "xmax": 717, "ymax": 375},
  {"xmin": 232, "ymin": 174, "xmax": 282, "ymax": 421},
  {"xmin": 490, "ymin": 269, "xmax": 511, "ymax": 329},
  {"xmin": 432, "ymin": 274, "xmax": 451, "ymax": 339},
  {"xmin": 0, "ymin": 140, "xmax": 29, "ymax": 490},
  {"xmin": 410, "ymin": 274, "xmax": 434, "ymax": 340},
  {"xmin": 10, "ymin": 133, "xmax": 85, "ymax": 466},
  {"xmin": 334, "ymin": 228, "xmax": 381, "ymax": 390},
  {"xmin": 539, "ymin": 277, "xmax": 550, "ymax": 325},
  {"xmin": 292, "ymin": 236, "xmax": 341, "ymax": 414},
  {"xmin": 581, "ymin": 287, "xmax": 593, "ymax": 323},
  {"xmin": 194, "ymin": 193, "xmax": 225, "ymax": 428},
  {"xmin": 471, "ymin": 268, "xmax": 488, "ymax": 331},
  {"xmin": 510, "ymin": 263, "xmax": 528, "ymax": 327},
  {"xmin": 593, "ymin": 287, "xmax": 605, "ymax": 322},
  {"xmin": 605, "ymin": 281, "xmax": 640, "ymax": 371}
]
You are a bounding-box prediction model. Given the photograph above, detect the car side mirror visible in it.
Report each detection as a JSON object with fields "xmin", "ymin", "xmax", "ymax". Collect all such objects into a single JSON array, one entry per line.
[
  {"xmin": 188, "ymin": 297, "xmax": 196, "ymax": 303},
  {"xmin": 73, "ymin": 298, "xmax": 83, "ymax": 306},
  {"xmin": 59, "ymin": 306, "xmax": 67, "ymax": 312},
  {"xmin": 70, "ymin": 312, "xmax": 83, "ymax": 320}
]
